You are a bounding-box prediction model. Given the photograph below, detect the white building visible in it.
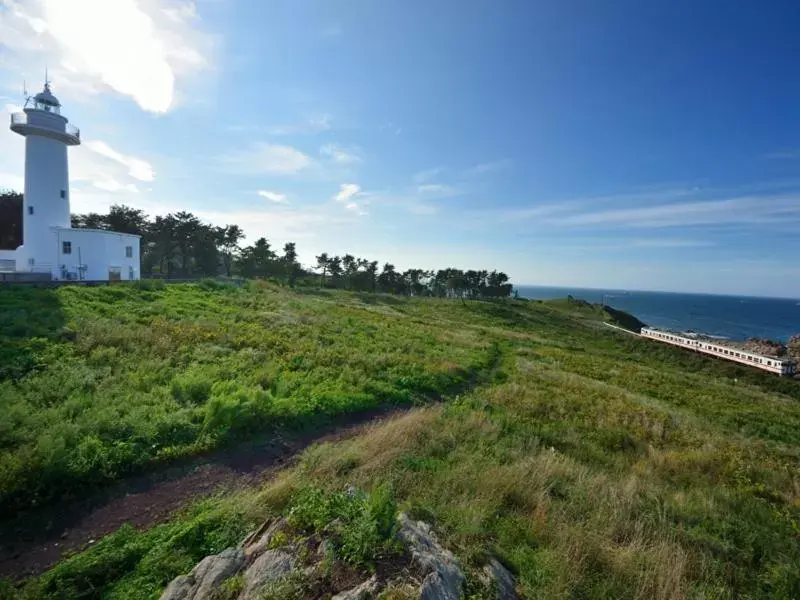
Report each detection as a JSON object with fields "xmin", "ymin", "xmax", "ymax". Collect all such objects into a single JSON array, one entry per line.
[{"xmin": 0, "ymin": 82, "xmax": 140, "ymax": 281}]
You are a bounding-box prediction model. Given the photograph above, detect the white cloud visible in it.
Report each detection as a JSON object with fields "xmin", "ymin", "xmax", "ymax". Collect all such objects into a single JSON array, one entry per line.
[
  {"xmin": 413, "ymin": 167, "xmax": 443, "ymax": 184},
  {"xmin": 466, "ymin": 159, "xmax": 512, "ymax": 175},
  {"xmin": 320, "ymin": 143, "xmax": 362, "ymax": 164},
  {"xmin": 332, "ymin": 183, "xmax": 368, "ymax": 215},
  {"xmin": 193, "ymin": 206, "xmax": 361, "ymax": 246},
  {"xmin": 221, "ymin": 143, "xmax": 312, "ymax": 175},
  {"xmin": 258, "ymin": 190, "xmax": 288, "ymax": 203},
  {"xmin": 84, "ymin": 140, "xmax": 155, "ymax": 181},
  {"xmin": 91, "ymin": 178, "xmax": 140, "ymax": 193},
  {"xmin": 0, "ymin": 172, "xmax": 24, "ymax": 191},
  {"xmin": 71, "ymin": 139, "xmax": 156, "ymax": 196},
  {"xmin": 0, "ymin": 0, "xmax": 213, "ymax": 113},
  {"xmin": 333, "ymin": 183, "xmax": 361, "ymax": 204}
]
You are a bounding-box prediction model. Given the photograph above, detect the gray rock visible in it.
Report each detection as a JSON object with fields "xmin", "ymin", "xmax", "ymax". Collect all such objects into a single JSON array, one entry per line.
[
  {"xmin": 158, "ymin": 547, "xmax": 244, "ymax": 600},
  {"xmin": 480, "ymin": 558, "xmax": 518, "ymax": 600},
  {"xmin": 332, "ymin": 574, "xmax": 380, "ymax": 599},
  {"xmin": 397, "ymin": 514, "xmax": 464, "ymax": 600},
  {"xmin": 239, "ymin": 548, "xmax": 295, "ymax": 600},
  {"xmin": 314, "ymin": 539, "xmax": 332, "ymax": 562},
  {"xmin": 159, "ymin": 576, "xmax": 194, "ymax": 600},
  {"xmin": 420, "ymin": 564, "xmax": 463, "ymax": 600}
]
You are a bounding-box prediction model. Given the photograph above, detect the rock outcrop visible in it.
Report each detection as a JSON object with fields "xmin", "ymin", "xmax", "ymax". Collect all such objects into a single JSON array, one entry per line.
[
  {"xmin": 332, "ymin": 574, "xmax": 379, "ymax": 599},
  {"xmin": 158, "ymin": 513, "xmax": 501, "ymax": 600},
  {"xmin": 160, "ymin": 548, "xmax": 244, "ymax": 600},
  {"xmin": 240, "ymin": 549, "xmax": 295, "ymax": 600},
  {"xmin": 397, "ymin": 513, "xmax": 465, "ymax": 600},
  {"xmin": 479, "ymin": 558, "xmax": 519, "ymax": 600},
  {"xmin": 743, "ymin": 338, "xmax": 787, "ymax": 358}
]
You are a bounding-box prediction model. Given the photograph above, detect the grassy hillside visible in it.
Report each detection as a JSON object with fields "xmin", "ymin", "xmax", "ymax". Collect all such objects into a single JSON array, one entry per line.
[
  {"xmin": 3, "ymin": 283, "xmax": 800, "ymax": 599},
  {"xmin": 0, "ymin": 281, "xmax": 496, "ymax": 513}
]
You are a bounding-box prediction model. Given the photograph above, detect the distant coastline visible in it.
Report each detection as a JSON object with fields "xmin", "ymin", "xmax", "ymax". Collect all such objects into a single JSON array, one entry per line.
[{"xmin": 516, "ymin": 285, "xmax": 799, "ymax": 342}]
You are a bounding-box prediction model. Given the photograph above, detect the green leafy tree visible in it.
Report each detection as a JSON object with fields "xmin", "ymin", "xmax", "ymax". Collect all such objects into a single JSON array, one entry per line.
[
  {"xmin": 342, "ymin": 254, "xmax": 357, "ymax": 289},
  {"xmin": 282, "ymin": 242, "xmax": 299, "ymax": 286},
  {"xmin": 0, "ymin": 190, "xmax": 22, "ymax": 250},
  {"xmin": 105, "ymin": 205, "xmax": 148, "ymax": 236},
  {"xmin": 237, "ymin": 237, "xmax": 276, "ymax": 278},
  {"xmin": 328, "ymin": 255, "xmax": 343, "ymax": 285},
  {"xmin": 218, "ymin": 225, "xmax": 244, "ymax": 277},
  {"xmin": 315, "ymin": 252, "xmax": 330, "ymax": 285},
  {"xmin": 366, "ymin": 261, "xmax": 379, "ymax": 292},
  {"xmin": 378, "ymin": 263, "xmax": 402, "ymax": 294}
]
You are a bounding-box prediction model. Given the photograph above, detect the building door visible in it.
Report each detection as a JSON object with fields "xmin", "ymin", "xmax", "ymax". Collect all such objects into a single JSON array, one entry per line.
[{"xmin": 109, "ymin": 266, "xmax": 122, "ymax": 281}]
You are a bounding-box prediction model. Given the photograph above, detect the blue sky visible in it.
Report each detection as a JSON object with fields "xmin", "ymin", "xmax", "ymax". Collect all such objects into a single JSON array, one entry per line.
[{"xmin": 1, "ymin": 0, "xmax": 799, "ymax": 297}]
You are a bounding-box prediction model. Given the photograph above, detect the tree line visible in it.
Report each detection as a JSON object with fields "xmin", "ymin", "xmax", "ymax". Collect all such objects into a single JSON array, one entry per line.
[{"xmin": 0, "ymin": 194, "xmax": 513, "ymax": 298}]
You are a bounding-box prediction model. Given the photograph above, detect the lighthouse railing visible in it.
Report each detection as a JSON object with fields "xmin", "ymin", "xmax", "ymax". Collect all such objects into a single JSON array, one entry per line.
[
  {"xmin": 65, "ymin": 123, "xmax": 80, "ymax": 140},
  {"xmin": 10, "ymin": 112, "xmax": 26, "ymax": 127}
]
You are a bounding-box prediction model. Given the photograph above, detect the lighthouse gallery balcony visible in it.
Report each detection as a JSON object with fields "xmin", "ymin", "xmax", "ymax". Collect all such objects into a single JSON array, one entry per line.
[{"xmin": 10, "ymin": 111, "xmax": 81, "ymax": 146}]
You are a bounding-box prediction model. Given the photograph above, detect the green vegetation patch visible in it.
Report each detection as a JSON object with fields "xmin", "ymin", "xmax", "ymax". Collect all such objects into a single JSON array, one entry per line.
[
  {"xmin": 0, "ymin": 282, "xmax": 494, "ymax": 512},
  {"xmin": 4, "ymin": 285, "xmax": 800, "ymax": 599}
]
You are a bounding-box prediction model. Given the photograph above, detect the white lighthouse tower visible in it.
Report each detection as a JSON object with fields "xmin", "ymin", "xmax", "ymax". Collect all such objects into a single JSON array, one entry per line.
[
  {"xmin": 4, "ymin": 80, "xmax": 141, "ymax": 281},
  {"xmin": 10, "ymin": 81, "xmax": 79, "ymax": 273}
]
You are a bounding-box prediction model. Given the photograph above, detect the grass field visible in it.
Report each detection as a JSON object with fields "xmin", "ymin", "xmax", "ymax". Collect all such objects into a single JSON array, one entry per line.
[{"xmin": 3, "ymin": 282, "xmax": 800, "ymax": 599}]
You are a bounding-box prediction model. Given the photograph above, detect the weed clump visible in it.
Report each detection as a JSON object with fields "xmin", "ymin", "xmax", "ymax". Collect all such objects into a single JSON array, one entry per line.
[{"xmin": 287, "ymin": 484, "xmax": 399, "ymax": 569}]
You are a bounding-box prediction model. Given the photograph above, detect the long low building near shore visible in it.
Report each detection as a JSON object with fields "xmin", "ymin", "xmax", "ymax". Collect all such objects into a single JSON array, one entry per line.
[{"xmin": 640, "ymin": 327, "xmax": 797, "ymax": 377}]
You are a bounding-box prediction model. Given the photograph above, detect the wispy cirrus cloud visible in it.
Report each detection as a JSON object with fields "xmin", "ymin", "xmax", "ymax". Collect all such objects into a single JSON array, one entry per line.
[
  {"xmin": 220, "ymin": 143, "xmax": 312, "ymax": 175},
  {"xmin": 417, "ymin": 183, "xmax": 461, "ymax": 198},
  {"xmin": 413, "ymin": 167, "xmax": 444, "ymax": 184},
  {"xmin": 555, "ymin": 195, "xmax": 799, "ymax": 228},
  {"xmin": 261, "ymin": 114, "xmax": 332, "ymax": 136},
  {"xmin": 258, "ymin": 190, "xmax": 287, "ymax": 204},
  {"xmin": 333, "ymin": 183, "xmax": 361, "ymax": 204},
  {"xmin": 466, "ymin": 159, "xmax": 512, "ymax": 175},
  {"xmin": 83, "ymin": 140, "xmax": 155, "ymax": 181},
  {"xmin": 331, "ymin": 183, "xmax": 370, "ymax": 215},
  {"xmin": 320, "ymin": 143, "xmax": 362, "ymax": 164},
  {"xmin": 474, "ymin": 181, "xmax": 800, "ymax": 233},
  {"xmin": 765, "ymin": 149, "xmax": 800, "ymax": 160},
  {"xmin": 528, "ymin": 237, "xmax": 716, "ymax": 251}
]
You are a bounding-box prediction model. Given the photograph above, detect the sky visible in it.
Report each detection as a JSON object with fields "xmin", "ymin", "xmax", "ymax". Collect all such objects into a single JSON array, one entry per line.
[{"xmin": 1, "ymin": 0, "xmax": 799, "ymax": 297}]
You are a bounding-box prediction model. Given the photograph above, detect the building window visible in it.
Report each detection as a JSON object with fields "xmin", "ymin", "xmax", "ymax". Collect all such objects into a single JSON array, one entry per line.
[
  {"xmin": 60, "ymin": 189, "xmax": 66, "ymax": 199},
  {"xmin": 28, "ymin": 257, "xmax": 35, "ymax": 266},
  {"xmin": 28, "ymin": 206, "xmax": 34, "ymax": 215},
  {"xmin": 63, "ymin": 241, "xmax": 72, "ymax": 255},
  {"xmin": 125, "ymin": 245, "xmax": 133, "ymax": 258}
]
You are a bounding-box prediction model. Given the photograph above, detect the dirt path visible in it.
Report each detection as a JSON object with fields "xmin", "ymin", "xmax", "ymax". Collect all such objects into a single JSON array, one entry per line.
[{"xmin": 0, "ymin": 406, "xmax": 406, "ymax": 580}]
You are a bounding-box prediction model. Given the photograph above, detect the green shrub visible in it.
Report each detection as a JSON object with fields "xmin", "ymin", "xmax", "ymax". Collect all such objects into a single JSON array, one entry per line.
[
  {"xmin": 287, "ymin": 484, "xmax": 399, "ymax": 568},
  {"xmin": 133, "ymin": 279, "xmax": 166, "ymax": 291},
  {"xmin": 170, "ymin": 371, "xmax": 214, "ymax": 406}
]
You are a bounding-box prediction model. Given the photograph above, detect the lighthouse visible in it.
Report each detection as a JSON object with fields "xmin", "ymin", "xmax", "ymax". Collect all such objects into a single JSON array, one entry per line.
[
  {"xmin": 10, "ymin": 81, "xmax": 79, "ymax": 272},
  {"xmin": 4, "ymin": 81, "xmax": 141, "ymax": 281}
]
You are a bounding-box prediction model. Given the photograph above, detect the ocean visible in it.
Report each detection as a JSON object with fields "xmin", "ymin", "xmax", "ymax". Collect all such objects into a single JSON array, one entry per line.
[{"xmin": 515, "ymin": 286, "xmax": 800, "ymax": 342}]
